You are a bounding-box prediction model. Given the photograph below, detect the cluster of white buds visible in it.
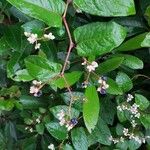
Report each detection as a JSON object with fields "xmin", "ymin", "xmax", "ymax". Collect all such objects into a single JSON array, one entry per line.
[
  {"xmin": 24, "ymin": 32, "xmax": 41, "ymax": 50},
  {"xmin": 35, "ymin": 116, "xmax": 41, "ymax": 124},
  {"xmin": 97, "ymin": 76, "xmax": 109, "ymax": 95},
  {"xmin": 127, "ymin": 94, "xmax": 134, "ymax": 102},
  {"xmin": 25, "ymin": 126, "xmax": 33, "ymax": 133},
  {"xmin": 48, "ymin": 144, "xmax": 55, "ymax": 150},
  {"xmin": 44, "ymin": 32, "xmax": 55, "ymax": 40},
  {"xmin": 109, "ymin": 136, "xmax": 124, "ymax": 144},
  {"xmin": 57, "ymin": 110, "xmax": 78, "ymax": 131},
  {"xmin": 30, "ymin": 80, "xmax": 42, "ymax": 97},
  {"xmin": 82, "ymin": 60, "xmax": 98, "ymax": 72}
]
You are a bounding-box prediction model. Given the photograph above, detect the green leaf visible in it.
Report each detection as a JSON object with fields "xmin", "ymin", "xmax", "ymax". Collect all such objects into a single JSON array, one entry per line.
[
  {"xmin": 119, "ymin": 54, "xmax": 144, "ymax": 69},
  {"xmin": 50, "ymin": 105, "xmax": 80, "ymax": 119},
  {"xmin": 45, "ymin": 122, "xmax": 68, "ymax": 140},
  {"xmin": 74, "ymin": 21, "xmax": 126, "ymax": 57},
  {"xmin": 135, "ymin": 94, "xmax": 149, "ymax": 110},
  {"xmin": 116, "ymin": 72, "xmax": 133, "ymax": 92},
  {"xmin": 25, "ymin": 55, "xmax": 62, "ymax": 82},
  {"xmin": 62, "ymin": 144, "xmax": 74, "ymax": 150},
  {"xmin": 13, "ymin": 69, "xmax": 34, "ymax": 82},
  {"xmin": 35, "ymin": 123, "xmax": 44, "ymax": 135},
  {"xmin": 140, "ymin": 114, "xmax": 150, "ymax": 129},
  {"xmin": 116, "ymin": 32, "xmax": 148, "ymax": 51},
  {"xmin": 0, "ymin": 100, "xmax": 15, "ymax": 111},
  {"xmin": 61, "ymin": 92, "xmax": 84, "ymax": 112},
  {"xmin": 0, "ymin": 36, "xmax": 10, "ymax": 55},
  {"xmin": 20, "ymin": 95, "xmax": 46, "ymax": 109},
  {"xmin": 71, "ymin": 127, "xmax": 88, "ymax": 150},
  {"xmin": 141, "ymin": 32, "xmax": 150, "ymax": 47},
  {"xmin": 22, "ymin": 19, "xmax": 45, "ymax": 35},
  {"xmin": 83, "ymin": 86, "xmax": 100, "ymax": 133},
  {"xmin": 88, "ymin": 118, "xmax": 111, "ymax": 146},
  {"xmin": 53, "ymin": 71, "xmax": 82, "ymax": 89},
  {"xmin": 4, "ymin": 25, "xmax": 21, "ymax": 51},
  {"xmin": 73, "ymin": 0, "xmax": 135, "ymax": 17},
  {"xmin": 145, "ymin": 5, "xmax": 150, "ymax": 26},
  {"xmin": 107, "ymin": 78, "xmax": 123, "ymax": 95},
  {"xmin": 96, "ymin": 57, "xmax": 124, "ymax": 74},
  {"xmin": 7, "ymin": 0, "xmax": 65, "ymax": 27}
]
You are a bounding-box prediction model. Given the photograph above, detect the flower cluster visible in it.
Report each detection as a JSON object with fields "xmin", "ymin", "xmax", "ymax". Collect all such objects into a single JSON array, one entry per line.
[
  {"xmin": 127, "ymin": 94, "xmax": 134, "ymax": 102},
  {"xmin": 48, "ymin": 144, "xmax": 55, "ymax": 150},
  {"xmin": 25, "ymin": 126, "xmax": 34, "ymax": 133},
  {"xmin": 30, "ymin": 80, "xmax": 42, "ymax": 97},
  {"xmin": 24, "ymin": 31, "xmax": 55, "ymax": 50},
  {"xmin": 82, "ymin": 60, "xmax": 98, "ymax": 72},
  {"xmin": 109, "ymin": 128, "xmax": 150, "ymax": 145},
  {"xmin": 57, "ymin": 110, "xmax": 78, "ymax": 131},
  {"xmin": 97, "ymin": 76, "xmax": 109, "ymax": 94}
]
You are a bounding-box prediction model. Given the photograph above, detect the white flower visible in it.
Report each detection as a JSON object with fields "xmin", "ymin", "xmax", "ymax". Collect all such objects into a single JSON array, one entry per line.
[
  {"xmin": 66, "ymin": 123, "xmax": 73, "ymax": 131},
  {"xmin": 86, "ymin": 65, "xmax": 95, "ymax": 72},
  {"xmin": 127, "ymin": 94, "xmax": 134, "ymax": 102},
  {"xmin": 24, "ymin": 32, "xmax": 31, "ymax": 37},
  {"xmin": 29, "ymin": 128, "xmax": 33, "ymax": 133},
  {"xmin": 59, "ymin": 118, "xmax": 66, "ymax": 126},
  {"xmin": 36, "ymin": 118, "xmax": 41, "ymax": 124},
  {"xmin": 102, "ymin": 81, "xmax": 109, "ymax": 89},
  {"xmin": 120, "ymin": 137, "xmax": 124, "ymax": 142},
  {"xmin": 35, "ymin": 43, "xmax": 41, "ymax": 49},
  {"xmin": 131, "ymin": 120, "xmax": 137, "ymax": 127},
  {"xmin": 123, "ymin": 128, "xmax": 129, "ymax": 136},
  {"xmin": 25, "ymin": 127, "xmax": 29, "ymax": 130},
  {"xmin": 130, "ymin": 103, "xmax": 139, "ymax": 115},
  {"xmin": 98, "ymin": 78, "xmax": 103, "ymax": 84},
  {"xmin": 81, "ymin": 60, "xmax": 87, "ymax": 65},
  {"xmin": 91, "ymin": 61, "xmax": 98, "ymax": 68},
  {"xmin": 134, "ymin": 136, "xmax": 142, "ymax": 144},
  {"xmin": 48, "ymin": 144, "xmax": 55, "ymax": 150},
  {"xmin": 57, "ymin": 110, "xmax": 65, "ymax": 120},
  {"xmin": 86, "ymin": 61, "xmax": 98, "ymax": 72},
  {"xmin": 135, "ymin": 112, "xmax": 140, "ymax": 118},
  {"xmin": 129, "ymin": 133, "xmax": 134, "ymax": 139},
  {"xmin": 32, "ymin": 80, "xmax": 42, "ymax": 86},
  {"xmin": 44, "ymin": 32, "xmax": 55, "ymax": 40},
  {"xmin": 30, "ymin": 86, "xmax": 39, "ymax": 94},
  {"xmin": 117, "ymin": 105, "xmax": 122, "ymax": 111},
  {"xmin": 27, "ymin": 33, "xmax": 38, "ymax": 44},
  {"xmin": 97, "ymin": 87, "xmax": 101, "ymax": 92}
]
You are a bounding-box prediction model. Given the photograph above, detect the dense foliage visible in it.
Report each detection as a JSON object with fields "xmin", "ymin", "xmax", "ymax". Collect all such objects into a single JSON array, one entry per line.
[{"xmin": 0, "ymin": 0, "xmax": 150, "ymax": 149}]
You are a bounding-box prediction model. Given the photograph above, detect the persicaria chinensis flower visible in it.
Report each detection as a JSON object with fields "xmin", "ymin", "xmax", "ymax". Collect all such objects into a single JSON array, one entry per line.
[{"xmin": 30, "ymin": 80, "xmax": 42, "ymax": 97}]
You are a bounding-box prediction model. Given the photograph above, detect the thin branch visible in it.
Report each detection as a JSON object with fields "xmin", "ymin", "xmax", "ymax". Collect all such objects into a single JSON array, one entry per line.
[
  {"xmin": 61, "ymin": 0, "xmax": 75, "ymax": 75},
  {"xmin": 132, "ymin": 74, "xmax": 150, "ymax": 80}
]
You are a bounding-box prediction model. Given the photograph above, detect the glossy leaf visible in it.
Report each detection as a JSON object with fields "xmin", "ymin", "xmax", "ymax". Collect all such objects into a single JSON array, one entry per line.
[
  {"xmin": 120, "ymin": 54, "xmax": 144, "ymax": 69},
  {"xmin": 74, "ymin": 21, "xmax": 126, "ymax": 57},
  {"xmin": 116, "ymin": 72, "xmax": 133, "ymax": 92},
  {"xmin": 135, "ymin": 94, "xmax": 149, "ymax": 110},
  {"xmin": 73, "ymin": 0, "xmax": 136, "ymax": 16},
  {"xmin": 71, "ymin": 127, "xmax": 88, "ymax": 150},
  {"xmin": 46, "ymin": 122, "xmax": 68, "ymax": 140},
  {"xmin": 53, "ymin": 71, "xmax": 82, "ymax": 89},
  {"xmin": 140, "ymin": 114, "xmax": 150, "ymax": 129},
  {"xmin": 83, "ymin": 86, "xmax": 100, "ymax": 133},
  {"xmin": 96, "ymin": 57, "xmax": 124, "ymax": 75},
  {"xmin": 7, "ymin": 0, "xmax": 65, "ymax": 27},
  {"xmin": 25, "ymin": 55, "xmax": 62, "ymax": 82}
]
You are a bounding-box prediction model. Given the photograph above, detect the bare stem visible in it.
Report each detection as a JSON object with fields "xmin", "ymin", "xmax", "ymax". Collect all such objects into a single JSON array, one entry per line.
[
  {"xmin": 61, "ymin": 0, "xmax": 74, "ymax": 75},
  {"xmin": 132, "ymin": 74, "xmax": 150, "ymax": 80}
]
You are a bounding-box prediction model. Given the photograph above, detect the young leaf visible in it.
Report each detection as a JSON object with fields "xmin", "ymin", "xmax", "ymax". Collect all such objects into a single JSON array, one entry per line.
[
  {"xmin": 25, "ymin": 55, "xmax": 62, "ymax": 82},
  {"xmin": 53, "ymin": 71, "xmax": 82, "ymax": 89},
  {"xmin": 96, "ymin": 57, "xmax": 124, "ymax": 74},
  {"xmin": 83, "ymin": 86, "xmax": 100, "ymax": 133},
  {"xmin": 135, "ymin": 94, "xmax": 149, "ymax": 110},
  {"xmin": 62, "ymin": 144, "xmax": 74, "ymax": 150},
  {"xmin": 71, "ymin": 127, "xmax": 88, "ymax": 150},
  {"xmin": 45, "ymin": 122, "xmax": 68, "ymax": 140},
  {"xmin": 73, "ymin": 0, "xmax": 135, "ymax": 16},
  {"xmin": 74, "ymin": 21, "xmax": 126, "ymax": 57},
  {"xmin": 7, "ymin": 0, "xmax": 65, "ymax": 27},
  {"xmin": 116, "ymin": 72, "xmax": 133, "ymax": 92}
]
